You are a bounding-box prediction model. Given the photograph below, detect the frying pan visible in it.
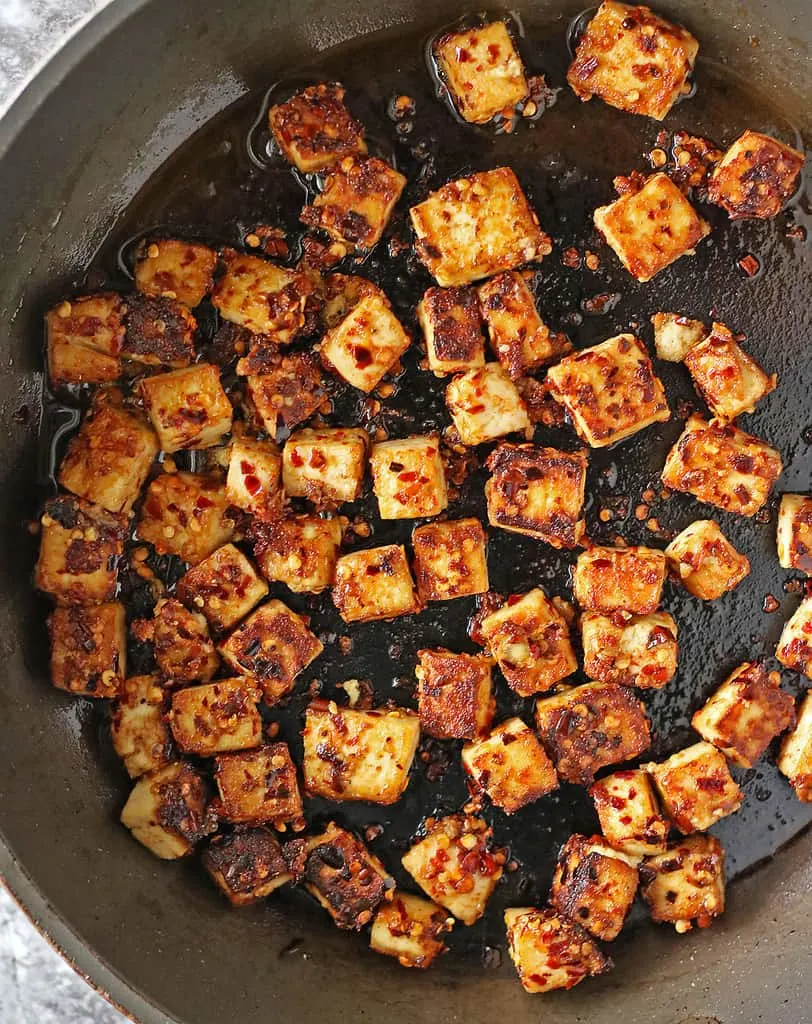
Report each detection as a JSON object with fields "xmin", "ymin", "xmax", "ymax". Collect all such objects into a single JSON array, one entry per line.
[{"xmin": 0, "ymin": 1, "xmax": 810, "ymax": 1022}]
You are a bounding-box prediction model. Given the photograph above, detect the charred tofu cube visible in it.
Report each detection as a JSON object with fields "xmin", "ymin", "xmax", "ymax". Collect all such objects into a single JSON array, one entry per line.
[
  {"xmin": 243, "ymin": 352, "xmax": 324, "ymax": 437},
  {"xmin": 332, "ymin": 544, "xmax": 422, "ymax": 623},
  {"xmin": 573, "ymin": 545, "xmax": 666, "ymax": 614},
  {"xmin": 535, "ymin": 681, "xmax": 651, "ymax": 785},
  {"xmin": 661, "ymin": 414, "xmax": 783, "ymax": 517},
  {"xmin": 320, "ymin": 291, "xmax": 410, "ymax": 392},
  {"xmin": 462, "ymin": 717, "xmax": 558, "ymax": 813},
  {"xmin": 692, "ymin": 662, "xmax": 795, "ymax": 768},
  {"xmin": 777, "ymin": 692, "xmax": 812, "ymax": 802},
  {"xmin": 371, "ymin": 891, "xmax": 453, "ymax": 968},
  {"xmin": 283, "ymin": 427, "xmax": 369, "ymax": 506},
  {"xmin": 665, "ymin": 519, "xmax": 750, "ymax": 600},
  {"xmin": 777, "ymin": 494, "xmax": 812, "ymax": 573},
  {"xmin": 401, "ymin": 815, "xmax": 504, "ymax": 925},
  {"xmin": 581, "ymin": 611, "xmax": 678, "ymax": 690},
  {"xmin": 169, "ymin": 677, "xmax": 263, "ymax": 756},
  {"xmin": 644, "ymin": 742, "xmax": 742, "ymax": 833},
  {"xmin": 504, "ymin": 907, "xmax": 611, "ymax": 993},
  {"xmin": 546, "ymin": 334, "xmax": 670, "ymax": 446},
  {"xmin": 214, "ymin": 742, "xmax": 303, "ymax": 827},
  {"xmin": 269, "ymin": 81, "xmax": 366, "ymax": 173},
  {"xmin": 140, "ymin": 363, "xmax": 233, "ymax": 452},
  {"xmin": 302, "ymin": 700, "xmax": 420, "ymax": 803},
  {"xmin": 176, "ymin": 543, "xmax": 268, "ymax": 633},
  {"xmin": 478, "ymin": 272, "xmax": 568, "ymax": 378},
  {"xmin": 589, "ymin": 769, "xmax": 669, "ymax": 857},
  {"xmin": 683, "ymin": 322, "xmax": 775, "ymax": 421},
  {"xmin": 412, "ymin": 518, "xmax": 489, "ymax": 602},
  {"xmin": 202, "ymin": 828, "xmax": 291, "ymax": 906},
  {"xmin": 137, "ymin": 471, "xmax": 234, "ymax": 565},
  {"xmin": 775, "ymin": 597, "xmax": 812, "ymax": 678},
  {"xmin": 46, "ymin": 293, "xmax": 123, "ymax": 387},
  {"xmin": 417, "ymin": 286, "xmax": 486, "ymax": 375},
  {"xmin": 485, "ymin": 443, "xmax": 587, "ymax": 548},
  {"xmin": 651, "ymin": 311, "xmax": 707, "ymax": 362},
  {"xmin": 300, "ymin": 155, "xmax": 406, "ymax": 251},
  {"xmin": 226, "ymin": 436, "xmax": 283, "ymax": 520},
  {"xmin": 708, "ymin": 130, "xmax": 804, "ymax": 219},
  {"xmin": 594, "ymin": 174, "xmax": 710, "ymax": 281},
  {"xmin": 480, "ymin": 588, "xmax": 577, "ymax": 696},
  {"xmin": 550, "ymin": 833, "xmax": 639, "ymax": 940},
  {"xmin": 567, "ymin": 1, "xmax": 699, "ymax": 120},
  {"xmin": 49, "ymin": 602, "xmax": 126, "ymax": 698},
  {"xmin": 121, "ymin": 761, "xmax": 217, "ymax": 859},
  {"xmin": 212, "ymin": 249, "xmax": 313, "ymax": 340},
  {"xmin": 415, "ymin": 648, "xmax": 495, "ymax": 740},
  {"xmin": 36, "ymin": 496, "xmax": 125, "ymax": 605},
  {"xmin": 110, "ymin": 675, "xmax": 174, "ymax": 779},
  {"xmin": 434, "ymin": 21, "xmax": 528, "ymax": 124},
  {"xmin": 251, "ymin": 515, "xmax": 343, "ymax": 594},
  {"xmin": 446, "ymin": 363, "xmax": 530, "ymax": 445},
  {"xmin": 122, "ymin": 294, "xmax": 197, "ymax": 368},
  {"xmin": 134, "ymin": 238, "xmax": 218, "ymax": 308},
  {"xmin": 58, "ymin": 400, "xmax": 158, "ymax": 514},
  {"xmin": 370, "ymin": 435, "xmax": 448, "ymax": 520},
  {"xmin": 640, "ymin": 833, "xmax": 725, "ymax": 932},
  {"xmin": 152, "ymin": 597, "xmax": 219, "ymax": 684}
]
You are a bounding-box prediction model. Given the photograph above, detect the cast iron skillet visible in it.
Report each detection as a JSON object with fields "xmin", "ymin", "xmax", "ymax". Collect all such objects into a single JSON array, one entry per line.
[{"xmin": 0, "ymin": 2, "xmax": 810, "ymax": 1023}]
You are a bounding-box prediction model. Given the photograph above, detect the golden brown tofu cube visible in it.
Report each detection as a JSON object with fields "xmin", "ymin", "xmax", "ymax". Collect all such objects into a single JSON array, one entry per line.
[
  {"xmin": 777, "ymin": 692, "xmax": 812, "ymax": 802},
  {"xmin": 110, "ymin": 675, "xmax": 174, "ymax": 779},
  {"xmin": 478, "ymin": 272, "xmax": 568, "ymax": 379},
  {"xmin": 46, "ymin": 293, "xmax": 123, "ymax": 387},
  {"xmin": 546, "ymin": 334, "xmax": 670, "ymax": 447},
  {"xmin": 320, "ymin": 291, "xmax": 411, "ymax": 392},
  {"xmin": 661, "ymin": 414, "xmax": 783, "ymax": 517},
  {"xmin": 212, "ymin": 249, "xmax": 313, "ymax": 340},
  {"xmin": 226, "ymin": 436, "xmax": 283, "ymax": 521},
  {"xmin": 589, "ymin": 769, "xmax": 669, "ymax": 857},
  {"xmin": 49, "ymin": 602, "xmax": 126, "ymax": 698},
  {"xmin": 651, "ymin": 311, "xmax": 707, "ymax": 362},
  {"xmin": 169, "ymin": 677, "xmax": 263, "ymax": 756},
  {"xmin": 370, "ymin": 435, "xmax": 448, "ymax": 520},
  {"xmin": 412, "ymin": 518, "xmax": 489, "ymax": 602},
  {"xmin": 692, "ymin": 662, "xmax": 795, "ymax": 769},
  {"xmin": 480, "ymin": 588, "xmax": 577, "ymax": 696},
  {"xmin": 410, "ymin": 167, "xmax": 552, "ymax": 287},
  {"xmin": 445, "ymin": 363, "xmax": 530, "ymax": 445},
  {"xmin": 282, "ymin": 426, "xmax": 369, "ymax": 506},
  {"xmin": 485, "ymin": 443, "xmax": 587, "ymax": 548},
  {"xmin": 777, "ymin": 494, "xmax": 812, "ymax": 574},
  {"xmin": 120, "ymin": 761, "xmax": 217, "ymax": 859},
  {"xmin": 573, "ymin": 544, "xmax": 667, "ymax": 614},
  {"xmin": 251, "ymin": 515, "xmax": 343, "ymax": 594},
  {"xmin": 134, "ymin": 238, "xmax": 218, "ymax": 308},
  {"xmin": 683, "ymin": 322, "xmax": 776, "ymax": 421},
  {"xmin": 640, "ymin": 833, "xmax": 725, "ymax": 932},
  {"xmin": 269, "ymin": 81, "xmax": 366, "ymax": 173},
  {"xmin": 462, "ymin": 717, "xmax": 558, "ymax": 813},
  {"xmin": 302, "ymin": 700, "xmax": 420, "ymax": 804},
  {"xmin": 401, "ymin": 815, "xmax": 504, "ymax": 925},
  {"xmin": 202, "ymin": 827, "xmax": 292, "ymax": 906},
  {"xmin": 664, "ymin": 519, "xmax": 750, "ymax": 600},
  {"xmin": 137, "ymin": 472, "xmax": 234, "ymax": 565},
  {"xmin": 332, "ymin": 544, "xmax": 422, "ymax": 623},
  {"xmin": 504, "ymin": 907, "xmax": 611, "ymax": 993},
  {"xmin": 417, "ymin": 286, "xmax": 486, "ymax": 375},
  {"xmin": 152, "ymin": 597, "xmax": 219, "ymax": 684},
  {"xmin": 581, "ymin": 610, "xmax": 678, "ymax": 690},
  {"xmin": 567, "ymin": 1, "xmax": 698, "ymax": 120},
  {"xmin": 415, "ymin": 648, "xmax": 495, "ymax": 740},
  {"xmin": 775, "ymin": 597, "xmax": 812, "ymax": 678},
  {"xmin": 371, "ymin": 892, "xmax": 453, "ymax": 968},
  {"xmin": 122, "ymin": 294, "xmax": 197, "ymax": 368},
  {"xmin": 320, "ymin": 272, "xmax": 379, "ymax": 328},
  {"xmin": 644, "ymin": 742, "xmax": 742, "ymax": 834},
  {"xmin": 535, "ymin": 681, "xmax": 650, "ymax": 785},
  {"xmin": 550, "ymin": 833, "xmax": 639, "ymax": 941},
  {"xmin": 177, "ymin": 543, "xmax": 268, "ymax": 634},
  {"xmin": 594, "ymin": 173, "xmax": 710, "ymax": 281},
  {"xmin": 243, "ymin": 352, "xmax": 324, "ymax": 436},
  {"xmin": 708, "ymin": 130, "xmax": 804, "ymax": 219},
  {"xmin": 140, "ymin": 363, "xmax": 233, "ymax": 452},
  {"xmin": 214, "ymin": 742, "xmax": 303, "ymax": 827}
]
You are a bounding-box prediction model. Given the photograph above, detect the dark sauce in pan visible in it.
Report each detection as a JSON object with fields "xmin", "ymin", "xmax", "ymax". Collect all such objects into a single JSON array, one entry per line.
[{"xmin": 39, "ymin": 13, "xmax": 812, "ymax": 966}]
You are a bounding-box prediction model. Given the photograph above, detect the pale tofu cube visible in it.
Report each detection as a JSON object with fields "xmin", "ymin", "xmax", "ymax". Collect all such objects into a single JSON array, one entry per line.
[
  {"xmin": 462, "ymin": 717, "xmax": 558, "ymax": 813},
  {"xmin": 412, "ymin": 517, "xmax": 489, "ymax": 602},
  {"xmin": 415, "ymin": 648, "xmax": 494, "ymax": 740},
  {"xmin": 176, "ymin": 543, "xmax": 268, "ymax": 633},
  {"xmin": 140, "ymin": 364, "xmax": 233, "ymax": 452},
  {"xmin": 683, "ymin": 322, "xmax": 776, "ymax": 421},
  {"xmin": 169, "ymin": 677, "xmax": 263, "ymax": 756},
  {"xmin": 122, "ymin": 294, "xmax": 197, "ymax": 368},
  {"xmin": 651, "ymin": 311, "xmax": 707, "ymax": 362},
  {"xmin": 214, "ymin": 743, "xmax": 303, "ymax": 827},
  {"xmin": 152, "ymin": 597, "xmax": 219, "ymax": 684},
  {"xmin": 445, "ymin": 363, "xmax": 530, "ymax": 445},
  {"xmin": 589, "ymin": 769, "xmax": 668, "ymax": 857},
  {"xmin": 777, "ymin": 494, "xmax": 812, "ymax": 573},
  {"xmin": 550, "ymin": 833, "xmax": 639, "ymax": 940},
  {"xmin": 573, "ymin": 545, "xmax": 666, "ymax": 614},
  {"xmin": 212, "ymin": 249, "xmax": 313, "ymax": 340},
  {"xmin": 664, "ymin": 519, "xmax": 750, "ymax": 600},
  {"xmin": 370, "ymin": 435, "xmax": 448, "ymax": 519},
  {"xmin": 282, "ymin": 426, "xmax": 369, "ymax": 506},
  {"xmin": 640, "ymin": 834, "xmax": 725, "ymax": 932},
  {"xmin": 320, "ymin": 292, "xmax": 410, "ymax": 392},
  {"xmin": 581, "ymin": 611, "xmax": 678, "ymax": 689},
  {"xmin": 226, "ymin": 436, "xmax": 283, "ymax": 520},
  {"xmin": 243, "ymin": 352, "xmax": 324, "ymax": 436},
  {"xmin": 251, "ymin": 515, "xmax": 343, "ymax": 594},
  {"xmin": 410, "ymin": 167, "xmax": 552, "ymax": 287},
  {"xmin": 202, "ymin": 828, "xmax": 291, "ymax": 906},
  {"xmin": 46, "ymin": 294, "xmax": 123, "ymax": 387},
  {"xmin": 137, "ymin": 472, "xmax": 234, "ymax": 565},
  {"xmin": 777, "ymin": 692, "xmax": 812, "ymax": 802},
  {"xmin": 120, "ymin": 761, "xmax": 217, "ymax": 859},
  {"xmin": 371, "ymin": 892, "xmax": 453, "ymax": 968},
  {"xmin": 644, "ymin": 742, "xmax": 742, "ymax": 834},
  {"xmin": 269, "ymin": 81, "xmax": 366, "ymax": 173},
  {"xmin": 417, "ymin": 286, "xmax": 486, "ymax": 375},
  {"xmin": 49, "ymin": 602, "xmax": 126, "ymax": 698},
  {"xmin": 110, "ymin": 675, "xmax": 174, "ymax": 779},
  {"xmin": 332, "ymin": 544, "xmax": 422, "ymax": 623},
  {"xmin": 775, "ymin": 597, "xmax": 812, "ymax": 678},
  {"xmin": 134, "ymin": 238, "xmax": 218, "ymax": 307},
  {"xmin": 504, "ymin": 907, "xmax": 611, "ymax": 993},
  {"xmin": 478, "ymin": 271, "xmax": 568, "ymax": 378},
  {"xmin": 708, "ymin": 130, "xmax": 804, "ymax": 219}
]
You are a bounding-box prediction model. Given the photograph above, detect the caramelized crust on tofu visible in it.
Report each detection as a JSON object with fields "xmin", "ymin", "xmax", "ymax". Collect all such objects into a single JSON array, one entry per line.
[
  {"xmin": 269, "ymin": 81, "xmax": 366, "ymax": 173},
  {"xmin": 47, "ymin": 293, "xmax": 123, "ymax": 387},
  {"xmin": 645, "ymin": 742, "xmax": 742, "ymax": 833},
  {"xmin": 573, "ymin": 545, "xmax": 667, "ymax": 614},
  {"xmin": 567, "ymin": 1, "xmax": 699, "ymax": 120},
  {"xmin": 581, "ymin": 610, "xmax": 678, "ymax": 689},
  {"xmin": 660, "ymin": 414, "xmax": 783, "ymax": 517},
  {"xmin": 478, "ymin": 272, "xmax": 568, "ymax": 378},
  {"xmin": 203, "ymin": 828, "xmax": 292, "ymax": 906},
  {"xmin": 251, "ymin": 515, "xmax": 343, "ymax": 594},
  {"xmin": 640, "ymin": 833, "xmax": 725, "ymax": 932},
  {"xmin": 410, "ymin": 167, "xmax": 552, "ymax": 287},
  {"xmin": 777, "ymin": 692, "xmax": 812, "ymax": 802},
  {"xmin": 370, "ymin": 435, "xmax": 448, "ymax": 519},
  {"xmin": 535, "ymin": 681, "xmax": 651, "ymax": 785},
  {"xmin": 546, "ymin": 334, "xmax": 670, "ymax": 446},
  {"xmin": 462, "ymin": 717, "xmax": 558, "ymax": 813},
  {"xmin": 371, "ymin": 892, "xmax": 453, "ymax": 968},
  {"xmin": 775, "ymin": 598, "xmax": 812, "ymax": 678},
  {"xmin": 152, "ymin": 597, "xmax": 219, "ymax": 684},
  {"xmin": 504, "ymin": 907, "xmax": 611, "ymax": 993},
  {"xmin": 243, "ymin": 352, "xmax": 324, "ymax": 436},
  {"xmin": 320, "ymin": 291, "xmax": 410, "ymax": 392},
  {"xmin": 332, "ymin": 544, "xmax": 422, "ymax": 623},
  {"xmin": 550, "ymin": 834, "xmax": 639, "ymax": 940},
  {"xmin": 111, "ymin": 675, "xmax": 174, "ymax": 779},
  {"xmin": 708, "ymin": 130, "xmax": 804, "ymax": 219},
  {"xmin": 226, "ymin": 436, "xmax": 283, "ymax": 520},
  {"xmin": 137, "ymin": 472, "xmax": 234, "ymax": 565},
  {"xmin": 446, "ymin": 363, "xmax": 530, "ymax": 445},
  {"xmin": 485, "ymin": 443, "xmax": 587, "ymax": 548},
  {"xmin": 283, "ymin": 426, "xmax": 369, "ymax": 506},
  {"xmin": 692, "ymin": 662, "xmax": 795, "ymax": 768},
  {"xmin": 212, "ymin": 249, "xmax": 313, "ymax": 340},
  {"xmin": 49, "ymin": 602, "xmax": 126, "ymax": 698},
  {"xmin": 594, "ymin": 173, "xmax": 710, "ymax": 282},
  {"xmin": 590, "ymin": 769, "xmax": 668, "ymax": 856},
  {"xmin": 214, "ymin": 743, "xmax": 303, "ymax": 827},
  {"xmin": 417, "ymin": 286, "xmax": 486, "ymax": 375},
  {"xmin": 415, "ymin": 648, "xmax": 495, "ymax": 740},
  {"xmin": 122, "ymin": 294, "xmax": 197, "ymax": 368},
  {"xmin": 777, "ymin": 494, "xmax": 812, "ymax": 573},
  {"xmin": 320, "ymin": 272, "xmax": 379, "ymax": 328},
  {"xmin": 140, "ymin": 363, "xmax": 233, "ymax": 452},
  {"xmin": 169, "ymin": 677, "xmax": 263, "ymax": 756},
  {"xmin": 121, "ymin": 762, "xmax": 217, "ymax": 860},
  {"xmin": 177, "ymin": 544, "xmax": 268, "ymax": 634},
  {"xmin": 412, "ymin": 518, "xmax": 489, "ymax": 602},
  {"xmin": 665, "ymin": 519, "xmax": 750, "ymax": 600},
  {"xmin": 134, "ymin": 238, "xmax": 218, "ymax": 308},
  {"xmin": 683, "ymin": 322, "xmax": 776, "ymax": 421},
  {"xmin": 651, "ymin": 311, "xmax": 707, "ymax": 362}
]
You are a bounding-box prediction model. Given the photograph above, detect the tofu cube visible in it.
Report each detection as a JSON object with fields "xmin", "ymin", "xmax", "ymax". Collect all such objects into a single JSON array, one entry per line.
[
  {"xmin": 640, "ymin": 834, "xmax": 725, "ymax": 932},
  {"xmin": 243, "ymin": 352, "xmax": 325, "ymax": 436},
  {"xmin": 332, "ymin": 544, "xmax": 422, "ymax": 623},
  {"xmin": 683, "ymin": 322, "xmax": 776, "ymax": 421},
  {"xmin": 410, "ymin": 167, "xmax": 552, "ymax": 287},
  {"xmin": 282, "ymin": 426, "xmax": 369, "ymax": 506},
  {"xmin": 302, "ymin": 700, "xmax": 421, "ymax": 803},
  {"xmin": 137, "ymin": 472, "xmax": 234, "ymax": 565},
  {"xmin": 152, "ymin": 597, "xmax": 219, "ymax": 684},
  {"xmin": 567, "ymin": 1, "xmax": 699, "ymax": 120},
  {"xmin": 692, "ymin": 662, "xmax": 795, "ymax": 768},
  {"xmin": 777, "ymin": 692, "xmax": 812, "ymax": 802},
  {"xmin": 110, "ymin": 675, "xmax": 174, "ymax": 779},
  {"xmin": 169, "ymin": 677, "xmax": 263, "ymax": 756},
  {"xmin": 412, "ymin": 517, "xmax": 489, "ymax": 602},
  {"xmin": 417, "ymin": 286, "xmax": 486, "ymax": 375},
  {"xmin": 140, "ymin": 363, "xmax": 233, "ymax": 452},
  {"xmin": 214, "ymin": 742, "xmax": 303, "ymax": 827},
  {"xmin": 479, "ymin": 588, "xmax": 577, "ymax": 696},
  {"xmin": 462, "ymin": 717, "xmax": 558, "ymax": 813},
  {"xmin": 370, "ymin": 435, "xmax": 448, "ymax": 519},
  {"xmin": 535, "ymin": 681, "xmax": 651, "ymax": 785},
  {"xmin": 775, "ymin": 597, "xmax": 812, "ymax": 678},
  {"xmin": 581, "ymin": 611, "xmax": 678, "ymax": 690},
  {"xmin": 122, "ymin": 294, "xmax": 197, "ymax": 368},
  {"xmin": 212, "ymin": 249, "xmax": 313, "ymax": 340},
  {"xmin": 320, "ymin": 292, "xmax": 410, "ymax": 392},
  {"xmin": 269, "ymin": 81, "xmax": 366, "ymax": 173},
  {"xmin": 708, "ymin": 130, "xmax": 804, "ymax": 219},
  {"xmin": 134, "ymin": 238, "xmax": 218, "ymax": 308},
  {"xmin": 445, "ymin": 363, "xmax": 530, "ymax": 445},
  {"xmin": 415, "ymin": 648, "xmax": 495, "ymax": 740},
  {"xmin": 644, "ymin": 742, "xmax": 742, "ymax": 834},
  {"xmin": 49, "ymin": 602, "xmax": 126, "ymax": 698},
  {"xmin": 550, "ymin": 834, "xmax": 639, "ymax": 941},
  {"xmin": 504, "ymin": 907, "xmax": 611, "ymax": 993},
  {"xmin": 202, "ymin": 828, "xmax": 292, "ymax": 906},
  {"xmin": 661, "ymin": 414, "xmax": 783, "ymax": 517},
  {"xmin": 573, "ymin": 545, "xmax": 667, "ymax": 614},
  {"xmin": 176, "ymin": 543, "xmax": 268, "ymax": 633},
  {"xmin": 226, "ymin": 436, "xmax": 283, "ymax": 520},
  {"xmin": 478, "ymin": 272, "xmax": 568, "ymax": 378},
  {"xmin": 371, "ymin": 892, "xmax": 453, "ymax": 968},
  {"xmin": 651, "ymin": 311, "xmax": 707, "ymax": 362},
  {"xmin": 401, "ymin": 815, "xmax": 504, "ymax": 925},
  {"xmin": 664, "ymin": 519, "xmax": 750, "ymax": 600},
  {"xmin": 485, "ymin": 443, "xmax": 587, "ymax": 548},
  {"xmin": 777, "ymin": 494, "xmax": 812, "ymax": 573},
  {"xmin": 47, "ymin": 293, "xmax": 123, "ymax": 387},
  {"xmin": 594, "ymin": 173, "xmax": 710, "ymax": 281},
  {"xmin": 589, "ymin": 769, "xmax": 669, "ymax": 857},
  {"xmin": 321, "ymin": 272, "xmax": 379, "ymax": 329},
  {"xmin": 251, "ymin": 515, "xmax": 343, "ymax": 594},
  {"xmin": 120, "ymin": 761, "xmax": 217, "ymax": 859},
  {"xmin": 546, "ymin": 334, "xmax": 670, "ymax": 446}
]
